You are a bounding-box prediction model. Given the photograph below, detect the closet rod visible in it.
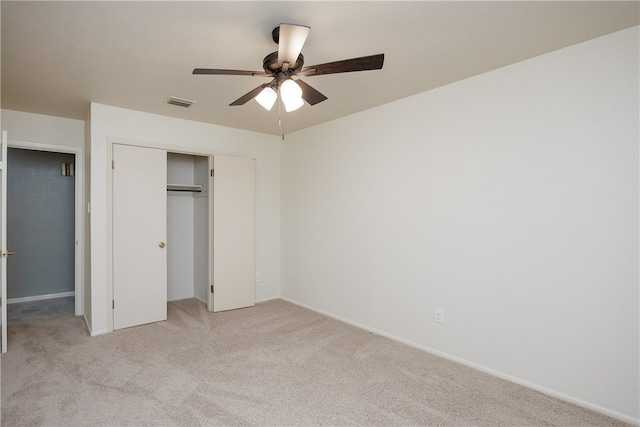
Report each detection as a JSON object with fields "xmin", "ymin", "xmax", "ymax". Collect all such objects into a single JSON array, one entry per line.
[{"xmin": 167, "ymin": 184, "xmax": 203, "ymax": 193}]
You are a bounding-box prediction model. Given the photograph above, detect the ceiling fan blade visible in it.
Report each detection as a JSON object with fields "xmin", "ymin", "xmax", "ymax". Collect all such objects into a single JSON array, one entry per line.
[
  {"xmin": 230, "ymin": 82, "xmax": 273, "ymax": 106},
  {"xmin": 277, "ymin": 23, "xmax": 310, "ymax": 69},
  {"xmin": 298, "ymin": 53, "xmax": 384, "ymax": 76},
  {"xmin": 296, "ymin": 79, "xmax": 328, "ymax": 106},
  {"xmin": 193, "ymin": 68, "xmax": 271, "ymax": 77}
]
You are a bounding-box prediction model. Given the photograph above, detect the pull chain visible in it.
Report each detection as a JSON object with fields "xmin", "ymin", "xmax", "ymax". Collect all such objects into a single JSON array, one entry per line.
[{"xmin": 279, "ymin": 97, "xmax": 285, "ymax": 140}]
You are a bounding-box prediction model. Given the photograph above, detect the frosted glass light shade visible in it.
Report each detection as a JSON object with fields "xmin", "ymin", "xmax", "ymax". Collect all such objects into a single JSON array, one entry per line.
[
  {"xmin": 280, "ymin": 79, "xmax": 304, "ymax": 112},
  {"xmin": 284, "ymin": 96, "xmax": 304, "ymax": 112},
  {"xmin": 280, "ymin": 79, "xmax": 302, "ymax": 103},
  {"xmin": 255, "ymin": 87, "xmax": 277, "ymax": 110}
]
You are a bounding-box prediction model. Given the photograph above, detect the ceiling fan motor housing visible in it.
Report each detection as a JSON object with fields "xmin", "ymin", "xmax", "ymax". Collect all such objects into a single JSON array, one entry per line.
[{"xmin": 262, "ymin": 52, "xmax": 304, "ymax": 74}]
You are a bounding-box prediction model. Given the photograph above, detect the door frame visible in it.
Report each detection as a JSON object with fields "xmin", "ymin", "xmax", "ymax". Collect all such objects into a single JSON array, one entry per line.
[
  {"xmin": 106, "ymin": 137, "xmax": 214, "ymax": 332},
  {"xmin": 2, "ymin": 130, "xmax": 8, "ymax": 353},
  {"xmin": 6, "ymin": 139, "xmax": 84, "ymax": 316}
]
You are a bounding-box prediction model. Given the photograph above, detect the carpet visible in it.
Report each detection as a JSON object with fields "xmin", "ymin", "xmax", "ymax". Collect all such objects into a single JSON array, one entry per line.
[{"xmin": 1, "ymin": 297, "xmax": 628, "ymax": 426}]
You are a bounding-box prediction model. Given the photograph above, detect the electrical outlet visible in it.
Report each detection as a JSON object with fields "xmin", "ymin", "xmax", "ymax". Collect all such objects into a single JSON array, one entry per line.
[
  {"xmin": 255, "ymin": 272, "xmax": 261, "ymax": 282},
  {"xmin": 434, "ymin": 308, "xmax": 445, "ymax": 324}
]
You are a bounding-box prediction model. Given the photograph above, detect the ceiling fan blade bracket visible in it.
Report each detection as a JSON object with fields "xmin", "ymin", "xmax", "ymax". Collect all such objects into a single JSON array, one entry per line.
[{"xmin": 297, "ymin": 68, "xmax": 317, "ymax": 77}]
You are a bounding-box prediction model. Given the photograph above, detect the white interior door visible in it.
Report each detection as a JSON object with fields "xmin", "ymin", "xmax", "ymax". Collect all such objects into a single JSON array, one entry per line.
[
  {"xmin": 209, "ymin": 155, "xmax": 256, "ymax": 312},
  {"xmin": 113, "ymin": 144, "xmax": 167, "ymax": 330},
  {"xmin": 1, "ymin": 130, "xmax": 8, "ymax": 352}
]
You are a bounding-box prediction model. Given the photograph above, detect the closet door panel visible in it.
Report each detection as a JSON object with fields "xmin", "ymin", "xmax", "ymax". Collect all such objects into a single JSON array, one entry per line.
[
  {"xmin": 113, "ymin": 144, "xmax": 167, "ymax": 330},
  {"xmin": 212, "ymin": 155, "xmax": 255, "ymax": 312}
]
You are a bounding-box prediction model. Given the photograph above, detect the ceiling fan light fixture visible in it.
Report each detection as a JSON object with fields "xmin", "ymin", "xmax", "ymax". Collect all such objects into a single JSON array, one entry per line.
[
  {"xmin": 280, "ymin": 79, "xmax": 302, "ymax": 101},
  {"xmin": 283, "ymin": 96, "xmax": 304, "ymax": 112},
  {"xmin": 280, "ymin": 78, "xmax": 304, "ymax": 112},
  {"xmin": 255, "ymin": 86, "xmax": 277, "ymax": 110},
  {"xmin": 193, "ymin": 23, "xmax": 385, "ymax": 118}
]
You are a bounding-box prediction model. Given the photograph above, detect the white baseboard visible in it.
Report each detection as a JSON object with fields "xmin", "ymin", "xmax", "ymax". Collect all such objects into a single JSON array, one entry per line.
[
  {"xmin": 7, "ymin": 291, "xmax": 75, "ymax": 304},
  {"xmin": 89, "ymin": 328, "xmax": 109, "ymax": 336},
  {"xmin": 255, "ymin": 296, "xmax": 280, "ymax": 304},
  {"xmin": 280, "ymin": 296, "xmax": 639, "ymax": 426},
  {"xmin": 84, "ymin": 314, "xmax": 92, "ymax": 335}
]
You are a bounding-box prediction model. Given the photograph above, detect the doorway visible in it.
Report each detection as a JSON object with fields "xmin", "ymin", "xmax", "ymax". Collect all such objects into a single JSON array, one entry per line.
[
  {"xmin": 7, "ymin": 140, "xmax": 84, "ymax": 316},
  {"xmin": 6, "ymin": 148, "xmax": 75, "ymax": 304}
]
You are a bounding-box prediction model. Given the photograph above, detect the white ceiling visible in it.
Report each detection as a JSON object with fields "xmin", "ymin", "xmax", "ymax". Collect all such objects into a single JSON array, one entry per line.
[{"xmin": 2, "ymin": 1, "xmax": 638, "ymax": 136}]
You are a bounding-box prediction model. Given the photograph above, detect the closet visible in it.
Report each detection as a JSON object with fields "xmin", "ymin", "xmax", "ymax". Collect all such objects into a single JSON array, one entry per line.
[
  {"xmin": 112, "ymin": 143, "xmax": 255, "ymax": 331},
  {"xmin": 166, "ymin": 153, "xmax": 209, "ymax": 303}
]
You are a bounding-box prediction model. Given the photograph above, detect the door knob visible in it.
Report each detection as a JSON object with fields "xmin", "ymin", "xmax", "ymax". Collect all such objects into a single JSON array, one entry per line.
[
  {"xmin": 1, "ymin": 250, "xmax": 14, "ymax": 258},
  {"xmin": 159, "ymin": 242, "xmax": 166, "ymax": 249}
]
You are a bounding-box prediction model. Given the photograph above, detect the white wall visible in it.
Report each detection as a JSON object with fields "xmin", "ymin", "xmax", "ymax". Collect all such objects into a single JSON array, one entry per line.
[
  {"xmin": 1, "ymin": 110, "xmax": 87, "ymax": 323},
  {"xmin": 1, "ymin": 110, "xmax": 84, "ymax": 148},
  {"xmin": 281, "ymin": 27, "xmax": 639, "ymax": 423},
  {"xmin": 90, "ymin": 103, "xmax": 281, "ymax": 335}
]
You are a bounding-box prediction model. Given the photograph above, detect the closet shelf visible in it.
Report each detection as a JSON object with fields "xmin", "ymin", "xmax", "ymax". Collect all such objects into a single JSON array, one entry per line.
[{"xmin": 167, "ymin": 184, "xmax": 203, "ymax": 193}]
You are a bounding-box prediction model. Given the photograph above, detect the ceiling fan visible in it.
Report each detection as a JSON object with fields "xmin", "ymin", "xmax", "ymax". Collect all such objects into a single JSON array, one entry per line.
[{"xmin": 193, "ymin": 23, "xmax": 384, "ymax": 113}]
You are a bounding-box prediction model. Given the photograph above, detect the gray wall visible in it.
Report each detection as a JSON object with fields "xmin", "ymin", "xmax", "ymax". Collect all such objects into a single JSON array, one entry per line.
[{"xmin": 7, "ymin": 148, "xmax": 75, "ymax": 299}]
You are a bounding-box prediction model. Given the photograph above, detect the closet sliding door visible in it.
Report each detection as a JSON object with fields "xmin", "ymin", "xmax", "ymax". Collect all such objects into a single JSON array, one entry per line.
[
  {"xmin": 113, "ymin": 144, "xmax": 167, "ymax": 330},
  {"xmin": 210, "ymin": 155, "xmax": 255, "ymax": 312}
]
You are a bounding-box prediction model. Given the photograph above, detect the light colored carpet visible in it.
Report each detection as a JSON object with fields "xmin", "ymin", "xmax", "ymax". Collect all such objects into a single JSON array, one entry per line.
[{"xmin": 1, "ymin": 297, "xmax": 629, "ymax": 426}]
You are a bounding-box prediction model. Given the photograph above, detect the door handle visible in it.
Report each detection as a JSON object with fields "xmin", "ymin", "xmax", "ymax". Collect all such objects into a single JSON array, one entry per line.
[
  {"xmin": 159, "ymin": 242, "xmax": 166, "ymax": 249},
  {"xmin": 1, "ymin": 250, "xmax": 14, "ymax": 258}
]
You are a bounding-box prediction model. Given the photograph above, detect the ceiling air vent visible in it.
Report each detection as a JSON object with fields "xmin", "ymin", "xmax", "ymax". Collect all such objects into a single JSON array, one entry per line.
[{"xmin": 166, "ymin": 96, "xmax": 196, "ymax": 108}]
